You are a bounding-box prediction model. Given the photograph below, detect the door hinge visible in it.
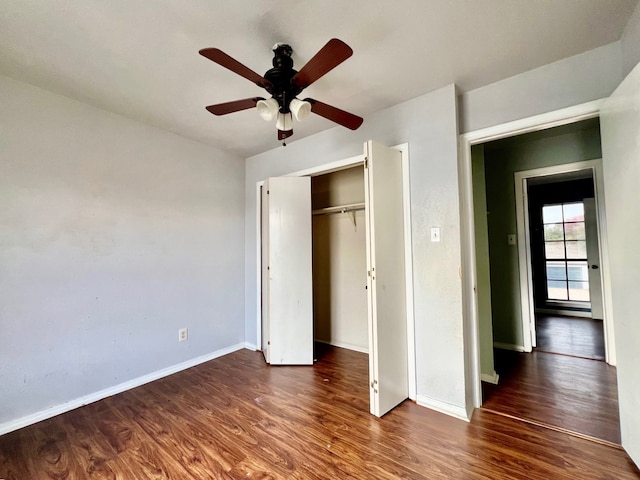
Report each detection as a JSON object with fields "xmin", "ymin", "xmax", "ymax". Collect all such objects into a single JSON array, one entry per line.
[
  {"xmin": 364, "ymin": 157, "xmax": 369, "ymax": 169},
  {"xmin": 267, "ymin": 190, "xmax": 270, "ymax": 194}
]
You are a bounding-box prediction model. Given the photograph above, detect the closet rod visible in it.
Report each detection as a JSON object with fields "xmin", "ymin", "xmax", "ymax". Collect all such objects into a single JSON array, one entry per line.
[{"xmin": 312, "ymin": 202, "xmax": 365, "ymax": 216}]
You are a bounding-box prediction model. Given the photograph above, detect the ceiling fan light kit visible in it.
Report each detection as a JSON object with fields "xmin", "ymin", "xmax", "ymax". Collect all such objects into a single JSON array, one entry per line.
[
  {"xmin": 199, "ymin": 38, "xmax": 363, "ymax": 146},
  {"xmin": 256, "ymin": 97, "xmax": 279, "ymax": 121}
]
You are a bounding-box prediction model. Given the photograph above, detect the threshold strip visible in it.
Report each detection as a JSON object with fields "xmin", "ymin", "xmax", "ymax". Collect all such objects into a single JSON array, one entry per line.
[{"xmin": 481, "ymin": 407, "xmax": 623, "ymax": 450}]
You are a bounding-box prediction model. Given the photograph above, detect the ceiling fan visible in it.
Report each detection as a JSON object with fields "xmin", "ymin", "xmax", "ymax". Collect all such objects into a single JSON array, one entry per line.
[{"xmin": 199, "ymin": 38, "xmax": 363, "ymax": 144}]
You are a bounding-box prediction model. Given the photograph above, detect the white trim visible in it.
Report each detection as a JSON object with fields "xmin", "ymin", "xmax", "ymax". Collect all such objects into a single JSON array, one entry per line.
[
  {"xmin": 513, "ymin": 160, "xmax": 614, "ymax": 364},
  {"xmin": 416, "ymin": 395, "xmax": 470, "ymax": 422},
  {"xmin": 493, "ymin": 342, "xmax": 526, "ymax": 352},
  {"xmin": 461, "ymin": 100, "xmax": 604, "ymax": 145},
  {"xmin": 256, "ymin": 181, "xmax": 265, "ymax": 350},
  {"xmin": 255, "ymin": 145, "xmax": 417, "ymax": 401},
  {"xmin": 459, "ymin": 99, "xmax": 606, "ymax": 411},
  {"xmin": 481, "ymin": 372, "xmax": 500, "ymax": 385},
  {"xmin": 0, "ymin": 343, "xmax": 247, "ymax": 436},
  {"xmin": 397, "ymin": 143, "xmax": 417, "ymax": 402},
  {"xmin": 514, "ymin": 171, "xmax": 534, "ymax": 351}
]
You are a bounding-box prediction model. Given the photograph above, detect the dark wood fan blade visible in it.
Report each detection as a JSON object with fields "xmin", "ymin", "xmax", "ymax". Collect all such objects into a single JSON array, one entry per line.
[
  {"xmin": 291, "ymin": 39, "xmax": 353, "ymax": 90},
  {"xmin": 278, "ymin": 129, "xmax": 294, "ymax": 140},
  {"xmin": 206, "ymin": 97, "xmax": 264, "ymax": 115},
  {"xmin": 199, "ymin": 48, "xmax": 273, "ymax": 90},
  {"xmin": 305, "ymin": 98, "xmax": 363, "ymax": 130}
]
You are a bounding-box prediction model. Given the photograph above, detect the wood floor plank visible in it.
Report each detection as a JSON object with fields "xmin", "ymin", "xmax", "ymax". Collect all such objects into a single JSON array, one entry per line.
[
  {"xmin": 483, "ymin": 348, "xmax": 621, "ymax": 444},
  {"xmin": 0, "ymin": 346, "xmax": 638, "ymax": 479}
]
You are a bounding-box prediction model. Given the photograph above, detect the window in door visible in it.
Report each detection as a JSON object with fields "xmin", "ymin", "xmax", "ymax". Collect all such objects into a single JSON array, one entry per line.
[{"xmin": 542, "ymin": 202, "xmax": 589, "ymax": 302}]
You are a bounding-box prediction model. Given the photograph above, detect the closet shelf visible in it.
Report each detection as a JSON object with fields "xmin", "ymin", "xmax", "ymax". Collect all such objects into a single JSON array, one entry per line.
[{"xmin": 312, "ymin": 202, "xmax": 365, "ymax": 216}]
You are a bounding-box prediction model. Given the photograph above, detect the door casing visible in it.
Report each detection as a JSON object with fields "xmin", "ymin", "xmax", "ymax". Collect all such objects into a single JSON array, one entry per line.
[
  {"xmin": 513, "ymin": 161, "xmax": 611, "ymax": 357},
  {"xmin": 254, "ymin": 144, "xmax": 417, "ymax": 401},
  {"xmin": 458, "ymin": 99, "xmax": 617, "ymax": 409}
]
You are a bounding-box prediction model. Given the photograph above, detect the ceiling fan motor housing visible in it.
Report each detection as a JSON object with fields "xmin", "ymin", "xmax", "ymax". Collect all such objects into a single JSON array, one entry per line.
[{"xmin": 264, "ymin": 44, "xmax": 302, "ymax": 113}]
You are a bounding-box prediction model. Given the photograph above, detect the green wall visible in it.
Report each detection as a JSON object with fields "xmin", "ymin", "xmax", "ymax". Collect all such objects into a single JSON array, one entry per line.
[
  {"xmin": 471, "ymin": 145, "xmax": 496, "ymax": 379},
  {"xmin": 481, "ymin": 120, "xmax": 602, "ymax": 348}
]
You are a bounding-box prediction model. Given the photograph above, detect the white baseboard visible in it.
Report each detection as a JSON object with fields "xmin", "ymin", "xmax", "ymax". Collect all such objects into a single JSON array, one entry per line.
[
  {"xmin": 315, "ymin": 339, "xmax": 369, "ymax": 354},
  {"xmin": 244, "ymin": 342, "xmax": 258, "ymax": 351},
  {"xmin": 416, "ymin": 394, "xmax": 470, "ymax": 422},
  {"xmin": 481, "ymin": 371, "xmax": 500, "ymax": 385},
  {"xmin": 0, "ymin": 342, "xmax": 247, "ymax": 436},
  {"xmin": 493, "ymin": 342, "xmax": 526, "ymax": 352}
]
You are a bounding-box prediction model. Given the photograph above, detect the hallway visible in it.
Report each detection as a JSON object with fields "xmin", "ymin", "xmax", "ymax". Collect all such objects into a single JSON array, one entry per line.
[{"xmin": 482, "ymin": 315, "xmax": 619, "ymax": 445}]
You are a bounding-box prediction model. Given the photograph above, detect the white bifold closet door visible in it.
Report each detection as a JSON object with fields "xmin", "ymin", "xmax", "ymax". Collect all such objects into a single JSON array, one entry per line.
[
  {"xmin": 364, "ymin": 140, "xmax": 408, "ymax": 417},
  {"xmin": 261, "ymin": 141, "xmax": 408, "ymax": 418},
  {"xmin": 261, "ymin": 176, "xmax": 313, "ymax": 365}
]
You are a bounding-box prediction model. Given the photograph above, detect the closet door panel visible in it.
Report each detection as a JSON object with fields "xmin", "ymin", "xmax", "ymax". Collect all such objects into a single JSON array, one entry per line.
[
  {"xmin": 264, "ymin": 176, "xmax": 314, "ymax": 365},
  {"xmin": 261, "ymin": 184, "xmax": 270, "ymax": 363},
  {"xmin": 364, "ymin": 140, "xmax": 408, "ymax": 417}
]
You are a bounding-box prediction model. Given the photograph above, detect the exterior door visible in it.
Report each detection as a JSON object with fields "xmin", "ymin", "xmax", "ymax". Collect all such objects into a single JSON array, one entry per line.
[
  {"xmin": 364, "ymin": 140, "xmax": 408, "ymax": 417},
  {"xmin": 262, "ymin": 176, "xmax": 313, "ymax": 365}
]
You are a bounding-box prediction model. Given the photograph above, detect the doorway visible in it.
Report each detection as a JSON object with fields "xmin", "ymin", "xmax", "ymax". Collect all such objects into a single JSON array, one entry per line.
[{"xmin": 465, "ymin": 113, "xmax": 621, "ymax": 444}]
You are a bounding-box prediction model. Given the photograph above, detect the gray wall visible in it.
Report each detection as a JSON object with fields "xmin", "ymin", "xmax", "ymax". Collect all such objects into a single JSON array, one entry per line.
[
  {"xmin": 0, "ymin": 75, "xmax": 246, "ymax": 430},
  {"xmin": 601, "ymin": 60, "xmax": 640, "ymax": 467},
  {"xmin": 245, "ymin": 85, "xmax": 468, "ymax": 414},
  {"xmin": 459, "ymin": 42, "xmax": 624, "ymax": 134},
  {"xmin": 482, "ymin": 124, "xmax": 602, "ymax": 347}
]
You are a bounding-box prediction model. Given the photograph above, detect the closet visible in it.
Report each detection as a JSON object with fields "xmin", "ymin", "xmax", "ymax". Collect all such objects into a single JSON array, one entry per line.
[
  {"xmin": 261, "ymin": 140, "xmax": 408, "ymax": 417},
  {"xmin": 312, "ymin": 166, "xmax": 368, "ymax": 354}
]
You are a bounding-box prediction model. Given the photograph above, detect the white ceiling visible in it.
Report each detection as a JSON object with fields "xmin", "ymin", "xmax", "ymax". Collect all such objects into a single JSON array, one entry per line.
[{"xmin": 0, "ymin": 0, "xmax": 637, "ymax": 158}]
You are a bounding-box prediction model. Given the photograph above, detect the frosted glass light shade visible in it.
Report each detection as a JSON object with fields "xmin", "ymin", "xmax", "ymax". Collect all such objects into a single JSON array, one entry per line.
[
  {"xmin": 256, "ymin": 97, "xmax": 279, "ymax": 121},
  {"xmin": 290, "ymin": 98, "xmax": 311, "ymax": 121},
  {"xmin": 276, "ymin": 112, "xmax": 293, "ymax": 131}
]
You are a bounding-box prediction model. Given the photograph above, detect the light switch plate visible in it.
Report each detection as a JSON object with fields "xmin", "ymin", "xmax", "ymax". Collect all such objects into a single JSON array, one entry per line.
[
  {"xmin": 430, "ymin": 227, "xmax": 441, "ymax": 242},
  {"xmin": 507, "ymin": 234, "xmax": 516, "ymax": 246}
]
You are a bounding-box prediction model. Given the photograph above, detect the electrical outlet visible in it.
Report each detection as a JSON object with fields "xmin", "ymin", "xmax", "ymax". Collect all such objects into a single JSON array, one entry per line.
[{"xmin": 178, "ymin": 328, "xmax": 188, "ymax": 342}]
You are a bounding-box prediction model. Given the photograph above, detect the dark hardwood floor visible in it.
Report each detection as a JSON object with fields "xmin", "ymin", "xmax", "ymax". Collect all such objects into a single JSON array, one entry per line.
[
  {"xmin": 1, "ymin": 346, "xmax": 638, "ymax": 479},
  {"xmin": 535, "ymin": 314, "xmax": 605, "ymax": 360},
  {"xmin": 483, "ymin": 349, "xmax": 621, "ymax": 445}
]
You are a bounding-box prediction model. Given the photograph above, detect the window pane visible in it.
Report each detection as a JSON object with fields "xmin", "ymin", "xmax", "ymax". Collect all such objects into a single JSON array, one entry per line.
[
  {"xmin": 563, "ymin": 203, "xmax": 584, "ymax": 222},
  {"xmin": 543, "ymin": 205, "xmax": 563, "ymax": 223},
  {"xmin": 544, "ymin": 223, "xmax": 564, "ymax": 241},
  {"xmin": 546, "ymin": 261, "xmax": 567, "ymax": 280},
  {"xmin": 547, "ymin": 280, "xmax": 568, "ymax": 300},
  {"xmin": 566, "ymin": 240, "xmax": 587, "ymax": 259},
  {"xmin": 564, "ymin": 222, "xmax": 585, "ymax": 240},
  {"xmin": 569, "ymin": 281, "xmax": 590, "ymax": 301},
  {"xmin": 545, "ymin": 242, "xmax": 565, "ymax": 259},
  {"xmin": 567, "ymin": 261, "xmax": 588, "ymax": 281}
]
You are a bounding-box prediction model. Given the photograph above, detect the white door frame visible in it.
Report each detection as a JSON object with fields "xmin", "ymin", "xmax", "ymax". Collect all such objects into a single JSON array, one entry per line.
[
  {"xmin": 255, "ymin": 144, "xmax": 417, "ymax": 400},
  {"xmin": 513, "ymin": 160, "xmax": 613, "ymax": 362},
  {"xmin": 458, "ymin": 99, "xmax": 617, "ymax": 409}
]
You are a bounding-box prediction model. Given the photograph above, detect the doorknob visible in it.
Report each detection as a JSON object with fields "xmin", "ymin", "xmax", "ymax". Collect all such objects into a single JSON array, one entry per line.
[{"xmin": 591, "ymin": 265, "xmax": 599, "ymax": 269}]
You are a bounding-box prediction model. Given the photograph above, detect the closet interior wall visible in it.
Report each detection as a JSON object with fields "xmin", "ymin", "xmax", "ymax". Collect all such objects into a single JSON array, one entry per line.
[{"xmin": 311, "ymin": 166, "xmax": 368, "ymax": 353}]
